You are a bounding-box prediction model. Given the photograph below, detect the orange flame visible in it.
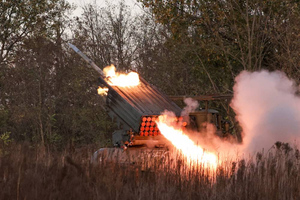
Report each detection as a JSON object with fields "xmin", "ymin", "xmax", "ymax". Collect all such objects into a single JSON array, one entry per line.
[
  {"xmin": 157, "ymin": 113, "xmax": 218, "ymax": 168},
  {"xmin": 103, "ymin": 64, "xmax": 139, "ymax": 87},
  {"xmin": 97, "ymin": 87, "xmax": 108, "ymax": 95}
]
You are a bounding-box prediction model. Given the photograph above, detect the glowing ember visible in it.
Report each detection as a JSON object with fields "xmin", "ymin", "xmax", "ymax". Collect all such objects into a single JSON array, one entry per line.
[
  {"xmin": 103, "ymin": 64, "xmax": 140, "ymax": 87},
  {"xmin": 157, "ymin": 113, "xmax": 218, "ymax": 168},
  {"xmin": 97, "ymin": 87, "xmax": 108, "ymax": 95}
]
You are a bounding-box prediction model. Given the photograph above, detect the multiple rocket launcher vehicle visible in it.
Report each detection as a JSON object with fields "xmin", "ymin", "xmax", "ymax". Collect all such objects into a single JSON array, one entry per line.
[{"xmin": 68, "ymin": 44, "xmax": 229, "ymax": 150}]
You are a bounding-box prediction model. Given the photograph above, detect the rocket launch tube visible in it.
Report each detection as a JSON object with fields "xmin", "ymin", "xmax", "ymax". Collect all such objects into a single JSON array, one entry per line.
[{"xmin": 68, "ymin": 43, "xmax": 105, "ymax": 77}]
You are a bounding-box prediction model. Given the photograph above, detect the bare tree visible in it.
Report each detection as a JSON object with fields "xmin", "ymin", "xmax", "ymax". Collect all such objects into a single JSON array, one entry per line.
[{"xmin": 73, "ymin": 0, "xmax": 139, "ymax": 71}]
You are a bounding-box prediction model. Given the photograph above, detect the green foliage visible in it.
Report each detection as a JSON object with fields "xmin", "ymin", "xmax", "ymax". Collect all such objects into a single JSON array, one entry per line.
[
  {"xmin": 0, "ymin": 132, "xmax": 12, "ymax": 146},
  {"xmin": 47, "ymin": 133, "xmax": 63, "ymax": 147},
  {"xmin": 0, "ymin": 0, "xmax": 71, "ymax": 64},
  {"xmin": 0, "ymin": 132, "xmax": 13, "ymax": 156},
  {"xmin": 0, "ymin": 106, "xmax": 8, "ymax": 129}
]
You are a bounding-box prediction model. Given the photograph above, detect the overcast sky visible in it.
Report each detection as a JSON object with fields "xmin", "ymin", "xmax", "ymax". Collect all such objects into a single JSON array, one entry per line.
[{"xmin": 66, "ymin": 0, "xmax": 143, "ymax": 16}]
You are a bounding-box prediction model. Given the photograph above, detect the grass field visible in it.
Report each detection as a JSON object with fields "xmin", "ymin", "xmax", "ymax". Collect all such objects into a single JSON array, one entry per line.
[{"xmin": 0, "ymin": 143, "xmax": 299, "ymax": 200}]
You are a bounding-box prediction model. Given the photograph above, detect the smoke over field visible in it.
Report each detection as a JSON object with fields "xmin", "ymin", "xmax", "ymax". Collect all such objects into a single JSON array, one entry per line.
[
  {"xmin": 158, "ymin": 70, "xmax": 300, "ymax": 160},
  {"xmin": 231, "ymin": 70, "xmax": 300, "ymax": 152}
]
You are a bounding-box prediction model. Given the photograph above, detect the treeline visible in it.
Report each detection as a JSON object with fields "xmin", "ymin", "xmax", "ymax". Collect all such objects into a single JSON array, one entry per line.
[{"xmin": 0, "ymin": 0, "xmax": 300, "ymax": 148}]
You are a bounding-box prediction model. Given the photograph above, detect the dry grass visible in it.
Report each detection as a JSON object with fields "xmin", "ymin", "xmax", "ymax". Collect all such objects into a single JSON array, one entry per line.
[{"xmin": 0, "ymin": 143, "xmax": 299, "ymax": 200}]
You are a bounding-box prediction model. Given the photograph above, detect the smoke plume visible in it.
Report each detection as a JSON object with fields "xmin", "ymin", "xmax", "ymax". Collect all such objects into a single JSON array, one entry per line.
[
  {"xmin": 231, "ymin": 70, "xmax": 300, "ymax": 152},
  {"xmin": 181, "ymin": 98, "xmax": 199, "ymax": 116}
]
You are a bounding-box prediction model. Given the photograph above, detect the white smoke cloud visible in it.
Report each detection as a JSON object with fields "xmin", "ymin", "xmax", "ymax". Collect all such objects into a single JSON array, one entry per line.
[
  {"xmin": 181, "ymin": 98, "xmax": 199, "ymax": 116},
  {"xmin": 231, "ymin": 70, "xmax": 300, "ymax": 152},
  {"xmin": 180, "ymin": 97, "xmax": 199, "ymax": 126}
]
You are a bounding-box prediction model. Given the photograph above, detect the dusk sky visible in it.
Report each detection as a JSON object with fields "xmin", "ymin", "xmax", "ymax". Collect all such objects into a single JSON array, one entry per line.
[{"xmin": 67, "ymin": 0, "xmax": 143, "ymax": 16}]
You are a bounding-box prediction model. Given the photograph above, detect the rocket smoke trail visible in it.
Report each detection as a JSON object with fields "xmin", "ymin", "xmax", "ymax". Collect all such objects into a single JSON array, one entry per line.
[{"xmin": 231, "ymin": 70, "xmax": 300, "ymax": 152}]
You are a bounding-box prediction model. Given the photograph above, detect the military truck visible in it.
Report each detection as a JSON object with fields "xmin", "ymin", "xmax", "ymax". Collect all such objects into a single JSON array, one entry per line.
[{"xmin": 68, "ymin": 44, "xmax": 231, "ymax": 151}]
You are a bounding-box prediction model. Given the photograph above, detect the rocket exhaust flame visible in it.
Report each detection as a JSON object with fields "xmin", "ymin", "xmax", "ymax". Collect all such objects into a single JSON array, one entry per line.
[
  {"xmin": 157, "ymin": 112, "xmax": 218, "ymax": 168},
  {"xmin": 97, "ymin": 64, "xmax": 140, "ymax": 96},
  {"xmin": 103, "ymin": 64, "xmax": 140, "ymax": 87}
]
